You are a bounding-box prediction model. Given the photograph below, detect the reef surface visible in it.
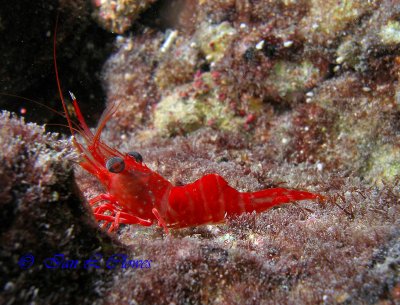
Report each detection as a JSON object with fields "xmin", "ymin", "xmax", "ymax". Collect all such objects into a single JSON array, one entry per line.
[{"xmin": 1, "ymin": 0, "xmax": 400, "ymax": 304}]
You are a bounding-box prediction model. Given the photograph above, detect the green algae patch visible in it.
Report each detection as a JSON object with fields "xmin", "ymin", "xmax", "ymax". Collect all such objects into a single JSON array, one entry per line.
[
  {"xmin": 336, "ymin": 39, "xmax": 362, "ymax": 69},
  {"xmin": 300, "ymin": 0, "xmax": 374, "ymax": 43},
  {"xmin": 153, "ymin": 72, "xmax": 261, "ymax": 136},
  {"xmin": 196, "ymin": 21, "xmax": 237, "ymax": 64},
  {"xmin": 153, "ymin": 90, "xmax": 205, "ymax": 136},
  {"xmin": 379, "ymin": 20, "xmax": 400, "ymax": 45},
  {"xmin": 94, "ymin": 0, "xmax": 157, "ymax": 34},
  {"xmin": 365, "ymin": 145, "xmax": 400, "ymax": 187},
  {"xmin": 266, "ymin": 60, "xmax": 322, "ymax": 100}
]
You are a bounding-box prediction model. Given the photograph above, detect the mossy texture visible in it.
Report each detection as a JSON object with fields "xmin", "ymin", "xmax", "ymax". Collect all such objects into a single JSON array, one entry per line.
[
  {"xmin": 93, "ymin": 0, "xmax": 157, "ymax": 34},
  {"xmin": 2, "ymin": 0, "xmax": 400, "ymax": 304},
  {"xmin": 0, "ymin": 112, "xmax": 124, "ymax": 305},
  {"xmin": 153, "ymin": 72, "xmax": 261, "ymax": 136},
  {"xmin": 196, "ymin": 21, "xmax": 237, "ymax": 64}
]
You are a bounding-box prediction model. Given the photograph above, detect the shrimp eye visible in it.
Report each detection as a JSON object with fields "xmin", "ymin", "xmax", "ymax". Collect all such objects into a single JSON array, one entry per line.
[
  {"xmin": 127, "ymin": 151, "xmax": 143, "ymax": 163},
  {"xmin": 106, "ymin": 157, "xmax": 125, "ymax": 173}
]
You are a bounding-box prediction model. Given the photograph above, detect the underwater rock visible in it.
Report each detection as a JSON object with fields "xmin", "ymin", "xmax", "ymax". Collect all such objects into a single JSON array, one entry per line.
[
  {"xmin": 299, "ymin": 0, "xmax": 375, "ymax": 45},
  {"xmin": 263, "ymin": 60, "xmax": 324, "ymax": 103},
  {"xmin": 0, "ymin": 112, "xmax": 122, "ymax": 305},
  {"xmin": 153, "ymin": 71, "xmax": 262, "ymax": 136},
  {"xmin": 3, "ymin": 0, "xmax": 400, "ymax": 304},
  {"xmin": 195, "ymin": 21, "xmax": 238, "ymax": 64},
  {"xmin": 102, "ymin": 32, "xmax": 162, "ymax": 131},
  {"xmin": 154, "ymin": 33, "xmax": 201, "ymax": 90},
  {"xmin": 93, "ymin": 0, "xmax": 157, "ymax": 34},
  {"xmin": 102, "ymin": 169, "xmax": 400, "ymax": 305}
]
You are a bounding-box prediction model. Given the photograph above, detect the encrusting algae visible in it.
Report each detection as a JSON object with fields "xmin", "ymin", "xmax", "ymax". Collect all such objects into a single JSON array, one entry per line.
[{"xmin": 1, "ymin": 0, "xmax": 400, "ymax": 304}]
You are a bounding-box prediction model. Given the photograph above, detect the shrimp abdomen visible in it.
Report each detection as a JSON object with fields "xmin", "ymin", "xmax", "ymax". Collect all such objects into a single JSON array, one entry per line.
[
  {"xmin": 165, "ymin": 174, "xmax": 322, "ymax": 228},
  {"xmin": 165, "ymin": 174, "xmax": 240, "ymax": 227}
]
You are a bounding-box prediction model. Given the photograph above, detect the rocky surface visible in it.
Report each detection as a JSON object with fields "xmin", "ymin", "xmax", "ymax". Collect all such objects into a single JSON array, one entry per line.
[
  {"xmin": 0, "ymin": 112, "xmax": 124, "ymax": 305},
  {"xmin": 1, "ymin": 0, "xmax": 400, "ymax": 304}
]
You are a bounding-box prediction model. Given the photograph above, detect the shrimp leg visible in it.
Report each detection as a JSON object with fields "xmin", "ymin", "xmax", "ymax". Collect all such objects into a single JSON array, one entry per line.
[
  {"xmin": 90, "ymin": 193, "xmax": 118, "ymax": 230},
  {"xmin": 91, "ymin": 194, "xmax": 152, "ymax": 231},
  {"xmin": 152, "ymin": 208, "xmax": 169, "ymax": 234},
  {"xmin": 94, "ymin": 211, "xmax": 152, "ymax": 231},
  {"xmin": 90, "ymin": 193, "xmax": 114, "ymax": 206}
]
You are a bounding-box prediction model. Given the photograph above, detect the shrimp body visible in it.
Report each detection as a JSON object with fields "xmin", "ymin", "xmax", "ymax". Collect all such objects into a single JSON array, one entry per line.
[{"xmin": 62, "ymin": 94, "xmax": 322, "ymax": 233}]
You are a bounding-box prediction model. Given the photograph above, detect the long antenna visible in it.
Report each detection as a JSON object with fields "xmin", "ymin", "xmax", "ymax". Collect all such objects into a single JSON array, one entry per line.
[
  {"xmin": 0, "ymin": 92, "xmax": 65, "ymax": 118},
  {"xmin": 53, "ymin": 15, "xmax": 74, "ymax": 136}
]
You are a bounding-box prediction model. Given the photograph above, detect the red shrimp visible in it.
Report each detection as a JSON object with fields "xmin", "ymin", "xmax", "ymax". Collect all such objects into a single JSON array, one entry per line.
[{"xmin": 53, "ymin": 29, "xmax": 323, "ymax": 234}]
